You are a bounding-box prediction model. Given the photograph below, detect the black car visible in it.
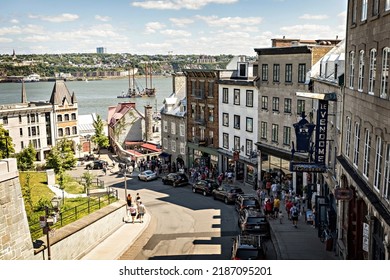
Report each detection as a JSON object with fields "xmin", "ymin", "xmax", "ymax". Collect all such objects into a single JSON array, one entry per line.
[
  {"xmin": 235, "ymin": 194, "xmax": 261, "ymax": 212},
  {"xmin": 192, "ymin": 179, "xmax": 219, "ymax": 196},
  {"xmin": 161, "ymin": 173, "xmax": 189, "ymax": 187},
  {"xmin": 212, "ymin": 184, "xmax": 244, "ymax": 204},
  {"xmin": 85, "ymin": 160, "xmax": 107, "ymax": 170},
  {"xmin": 238, "ymin": 209, "xmax": 270, "ymax": 237},
  {"xmin": 231, "ymin": 234, "xmax": 266, "ymax": 260}
]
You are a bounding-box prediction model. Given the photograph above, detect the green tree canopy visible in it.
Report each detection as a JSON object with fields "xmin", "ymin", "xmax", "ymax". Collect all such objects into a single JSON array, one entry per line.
[
  {"xmin": 92, "ymin": 114, "xmax": 109, "ymax": 153},
  {"xmin": 46, "ymin": 139, "xmax": 77, "ymax": 174},
  {"xmin": 16, "ymin": 143, "xmax": 36, "ymax": 171},
  {"xmin": 0, "ymin": 125, "xmax": 15, "ymax": 159}
]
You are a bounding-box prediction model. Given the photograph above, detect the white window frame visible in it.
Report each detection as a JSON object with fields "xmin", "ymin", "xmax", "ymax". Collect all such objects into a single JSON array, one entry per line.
[
  {"xmin": 383, "ymin": 144, "xmax": 390, "ymax": 201},
  {"xmin": 163, "ymin": 137, "xmax": 168, "ymax": 149},
  {"xmin": 380, "ymin": 47, "xmax": 390, "ymax": 99},
  {"xmin": 180, "ymin": 142, "xmax": 185, "ymax": 155},
  {"xmin": 353, "ymin": 122, "xmax": 360, "ymax": 167},
  {"xmin": 361, "ymin": 0, "xmax": 367, "ymax": 21},
  {"xmin": 171, "ymin": 140, "xmax": 176, "ymax": 152},
  {"xmin": 368, "ymin": 49, "xmax": 376, "ymax": 95},
  {"xmin": 163, "ymin": 120, "xmax": 168, "ymax": 133},
  {"xmin": 345, "ymin": 117, "xmax": 352, "ymax": 157},
  {"xmin": 374, "ymin": 136, "xmax": 383, "ymax": 190},
  {"xmin": 180, "ymin": 124, "xmax": 185, "ymax": 136},
  {"xmin": 171, "ymin": 122, "xmax": 176, "ymax": 135},
  {"xmin": 363, "ymin": 129, "xmax": 371, "ymax": 178},
  {"xmin": 358, "ymin": 50, "xmax": 365, "ymax": 92},
  {"xmin": 271, "ymin": 124, "xmax": 279, "ymax": 143},
  {"xmin": 349, "ymin": 51, "xmax": 355, "ymax": 89},
  {"xmin": 386, "ymin": 0, "xmax": 390, "ymax": 11},
  {"xmin": 261, "ymin": 121, "xmax": 267, "ymax": 140}
]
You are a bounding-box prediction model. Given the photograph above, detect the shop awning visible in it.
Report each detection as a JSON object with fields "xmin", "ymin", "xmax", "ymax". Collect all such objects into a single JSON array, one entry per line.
[
  {"xmin": 159, "ymin": 152, "xmax": 171, "ymax": 158},
  {"xmin": 141, "ymin": 143, "xmax": 161, "ymax": 152}
]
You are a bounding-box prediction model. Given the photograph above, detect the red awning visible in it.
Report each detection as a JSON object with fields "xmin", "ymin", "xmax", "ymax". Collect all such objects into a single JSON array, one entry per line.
[{"xmin": 141, "ymin": 143, "xmax": 161, "ymax": 152}]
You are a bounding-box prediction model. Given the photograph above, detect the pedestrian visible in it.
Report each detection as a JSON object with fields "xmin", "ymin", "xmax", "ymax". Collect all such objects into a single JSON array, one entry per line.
[
  {"xmin": 265, "ymin": 199, "xmax": 273, "ymax": 218},
  {"xmin": 278, "ymin": 211, "xmax": 284, "ymax": 224},
  {"xmin": 137, "ymin": 201, "xmax": 146, "ymax": 223},
  {"xmin": 136, "ymin": 193, "xmax": 141, "ymax": 209},
  {"xmin": 129, "ymin": 204, "xmax": 137, "ymax": 223},
  {"xmin": 126, "ymin": 193, "xmax": 132, "ymax": 207},
  {"xmin": 217, "ymin": 173, "xmax": 223, "ymax": 186},
  {"xmin": 285, "ymin": 199, "xmax": 293, "ymax": 220},
  {"xmin": 290, "ymin": 203, "xmax": 299, "ymax": 228},
  {"xmin": 273, "ymin": 196, "xmax": 280, "ymax": 219}
]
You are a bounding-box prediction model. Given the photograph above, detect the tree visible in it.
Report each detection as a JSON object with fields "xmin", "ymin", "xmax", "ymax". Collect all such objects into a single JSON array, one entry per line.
[
  {"xmin": 46, "ymin": 139, "xmax": 77, "ymax": 174},
  {"xmin": 81, "ymin": 171, "xmax": 95, "ymax": 193},
  {"xmin": 0, "ymin": 125, "xmax": 15, "ymax": 159},
  {"xmin": 92, "ymin": 114, "xmax": 109, "ymax": 154},
  {"xmin": 16, "ymin": 143, "xmax": 36, "ymax": 171}
]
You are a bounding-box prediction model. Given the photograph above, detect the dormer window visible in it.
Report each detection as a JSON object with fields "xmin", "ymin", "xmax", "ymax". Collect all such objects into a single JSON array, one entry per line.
[{"xmin": 238, "ymin": 63, "xmax": 247, "ymax": 78}]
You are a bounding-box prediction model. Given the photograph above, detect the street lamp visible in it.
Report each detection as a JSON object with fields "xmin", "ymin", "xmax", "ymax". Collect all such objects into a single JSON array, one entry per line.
[
  {"xmin": 39, "ymin": 199, "xmax": 60, "ymax": 260},
  {"xmin": 86, "ymin": 134, "xmax": 91, "ymax": 155}
]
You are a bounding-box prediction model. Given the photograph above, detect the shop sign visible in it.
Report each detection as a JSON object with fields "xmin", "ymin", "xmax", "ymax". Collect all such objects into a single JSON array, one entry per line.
[
  {"xmin": 314, "ymin": 100, "xmax": 329, "ymax": 164},
  {"xmin": 362, "ymin": 223, "xmax": 369, "ymax": 252},
  {"xmin": 290, "ymin": 162, "xmax": 327, "ymax": 173},
  {"xmin": 334, "ymin": 188, "xmax": 353, "ymax": 200}
]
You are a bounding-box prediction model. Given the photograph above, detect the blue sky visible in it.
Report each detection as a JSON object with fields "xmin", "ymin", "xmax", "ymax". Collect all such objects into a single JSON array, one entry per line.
[{"xmin": 0, "ymin": 0, "xmax": 347, "ymax": 55}]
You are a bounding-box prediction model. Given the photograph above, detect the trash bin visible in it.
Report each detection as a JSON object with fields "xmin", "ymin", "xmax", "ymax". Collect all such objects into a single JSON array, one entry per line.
[{"xmin": 325, "ymin": 237, "xmax": 333, "ymax": 251}]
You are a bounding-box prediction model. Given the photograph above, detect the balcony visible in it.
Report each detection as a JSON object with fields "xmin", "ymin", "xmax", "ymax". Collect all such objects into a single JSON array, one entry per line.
[{"xmin": 194, "ymin": 116, "xmax": 206, "ymax": 125}]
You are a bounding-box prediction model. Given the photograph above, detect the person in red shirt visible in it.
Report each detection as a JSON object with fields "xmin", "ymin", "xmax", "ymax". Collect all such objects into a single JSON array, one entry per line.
[
  {"xmin": 285, "ymin": 199, "xmax": 294, "ymax": 220},
  {"xmin": 265, "ymin": 199, "xmax": 273, "ymax": 218}
]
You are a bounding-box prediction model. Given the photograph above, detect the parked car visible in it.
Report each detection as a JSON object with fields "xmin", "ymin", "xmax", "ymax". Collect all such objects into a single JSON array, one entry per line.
[
  {"xmin": 138, "ymin": 170, "xmax": 158, "ymax": 181},
  {"xmin": 161, "ymin": 173, "xmax": 189, "ymax": 187},
  {"xmin": 231, "ymin": 234, "xmax": 266, "ymax": 260},
  {"xmin": 192, "ymin": 179, "xmax": 219, "ymax": 196},
  {"xmin": 235, "ymin": 194, "xmax": 261, "ymax": 212},
  {"xmin": 238, "ymin": 209, "xmax": 270, "ymax": 237},
  {"xmin": 212, "ymin": 184, "xmax": 244, "ymax": 204},
  {"xmin": 85, "ymin": 160, "xmax": 107, "ymax": 170}
]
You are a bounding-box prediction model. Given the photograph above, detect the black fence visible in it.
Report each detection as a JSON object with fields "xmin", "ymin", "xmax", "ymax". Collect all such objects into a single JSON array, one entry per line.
[{"xmin": 30, "ymin": 188, "xmax": 118, "ymax": 241}]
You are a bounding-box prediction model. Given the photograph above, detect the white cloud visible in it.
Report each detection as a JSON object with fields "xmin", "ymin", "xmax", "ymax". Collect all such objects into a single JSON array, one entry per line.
[
  {"xmin": 169, "ymin": 18, "xmax": 194, "ymax": 27},
  {"xmin": 0, "ymin": 26, "xmax": 22, "ymax": 36},
  {"xmin": 144, "ymin": 22, "xmax": 166, "ymax": 34},
  {"xmin": 95, "ymin": 15, "xmax": 111, "ymax": 22},
  {"xmin": 299, "ymin": 14, "xmax": 329, "ymax": 20},
  {"xmin": 19, "ymin": 35, "xmax": 50, "ymax": 42},
  {"xmin": 279, "ymin": 24, "xmax": 334, "ymax": 38},
  {"xmin": 0, "ymin": 37, "xmax": 13, "ymax": 43},
  {"xmin": 197, "ymin": 15, "xmax": 262, "ymax": 27},
  {"xmin": 29, "ymin": 13, "xmax": 79, "ymax": 23},
  {"xmin": 160, "ymin": 29, "xmax": 191, "ymax": 37},
  {"xmin": 10, "ymin": 19, "xmax": 19, "ymax": 24},
  {"xmin": 132, "ymin": 0, "xmax": 238, "ymax": 10}
]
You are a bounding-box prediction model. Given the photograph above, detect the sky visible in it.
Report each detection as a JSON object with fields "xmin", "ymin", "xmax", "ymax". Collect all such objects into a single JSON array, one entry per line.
[{"xmin": 0, "ymin": 0, "xmax": 347, "ymax": 56}]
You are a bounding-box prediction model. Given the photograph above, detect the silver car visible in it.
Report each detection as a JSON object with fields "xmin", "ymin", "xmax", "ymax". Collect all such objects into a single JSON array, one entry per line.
[{"xmin": 137, "ymin": 170, "xmax": 158, "ymax": 181}]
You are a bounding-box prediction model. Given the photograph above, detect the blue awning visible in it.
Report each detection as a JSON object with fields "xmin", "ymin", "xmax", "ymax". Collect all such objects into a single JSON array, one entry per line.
[{"xmin": 159, "ymin": 152, "xmax": 171, "ymax": 158}]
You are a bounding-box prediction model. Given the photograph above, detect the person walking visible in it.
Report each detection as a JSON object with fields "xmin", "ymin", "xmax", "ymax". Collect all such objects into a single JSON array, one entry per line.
[
  {"xmin": 129, "ymin": 204, "xmax": 137, "ymax": 223},
  {"xmin": 285, "ymin": 199, "xmax": 293, "ymax": 220},
  {"xmin": 273, "ymin": 196, "xmax": 280, "ymax": 219},
  {"xmin": 125, "ymin": 193, "xmax": 132, "ymax": 222},
  {"xmin": 137, "ymin": 201, "xmax": 146, "ymax": 223},
  {"xmin": 290, "ymin": 203, "xmax": 299, "ymax": 228}
]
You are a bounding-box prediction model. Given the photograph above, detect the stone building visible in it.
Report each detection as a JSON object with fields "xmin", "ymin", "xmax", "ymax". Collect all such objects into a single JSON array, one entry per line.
[
  {"xmin": 337, "ymin": 0, "xmax": 390, "ymax": 260},
  {"xmin": 254, "ymin": 40, "xmax": 338, "ymax": 194},
  {"xmin": 218, "ymin": 56, "xmax": 259, "ymax": 187},
  {"xmin": 184, "ymin": 69, "xmax": 220, "ymax": 175}
]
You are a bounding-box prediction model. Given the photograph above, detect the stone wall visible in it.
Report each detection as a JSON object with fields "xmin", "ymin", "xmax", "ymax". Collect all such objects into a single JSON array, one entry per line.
[{"xmin": 0, "ymin": 159, "xmax": 34, "ymax": 260}]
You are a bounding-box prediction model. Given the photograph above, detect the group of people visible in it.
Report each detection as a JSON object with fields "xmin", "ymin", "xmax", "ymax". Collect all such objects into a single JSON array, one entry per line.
[{"xmin": 125, "ymin": 192, "xmax": 146, "ymax": 223}]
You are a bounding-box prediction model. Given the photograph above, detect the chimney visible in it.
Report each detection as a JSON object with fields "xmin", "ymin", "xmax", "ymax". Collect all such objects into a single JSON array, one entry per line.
[{"xmin": 144, "ymin": 105, "xmax": 153, "ymax": 141}]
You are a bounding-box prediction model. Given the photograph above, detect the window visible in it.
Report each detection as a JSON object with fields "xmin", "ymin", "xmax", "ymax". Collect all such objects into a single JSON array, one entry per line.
[
  {"xmin": 368, "ymin": 49, "xmax": 377, "ymax": 95},
  {"xmin": 191, "ymin": 80, "xmax": 196, "ymax": 96},
  {"xmin": 72, "ymin": 126, "xmax": 77, "ymax": 135},
  {"xmin": 374, "ymin": 136, "xmax": 383, "ymax": 190},
  {"xmin": 283, "ymin": 126, "xmax": 291, "ymax": 146},
  {"xmin": 352, "ymin": 0, "xmax": 357, "ymax": 24},
  {"xmin": 171, "ymin": 140, "xmax": 176, "ymax": 152},
  {"xmin": 349, "ymin": 51, "xmax": 355, "ymax": 89},
  {"xmin": 234, "ymin": 136, "xmax": 240, "ymax": 151},
  {"xmin": 234, "ymin": 115, "xmax": 240, "ymax": 129},
  {"xmin": 208, "ymin": 81, "xmax": 214, "ymax": 97},
  {"xmin": 209, "ymin": 130, "xmax": 214, "ymax": 145},
  {"xmin": 363, "ymin": 129, "xmax": 371, "ymax": 178},
  {"xmin": 222, "ymin": 88, "xmax": 229, "ymax": 103},
  {"xmin": 65, "ymin": 127, "xmax": 70, "ymax": 135},
  {"xmin": 272, "ymin": 97, "xmax": 279, "ymax": 112},
  {"xmin": 19, "ymin": 128, "xmax": 23, "ymax": 136},
  {"xmin": 353, "ymin": 122, "xmax": 360, "ymax": 166},
  {"xmin": 190, "ymin": 104, "xmax": 195, "ymax": 119},
  {"xmin": 262, "ymin": 64, "xmax": 268, "ymax": 81},
  {"xmin": 358, "ymin": 50, "xmax": 365, "ymax": 92},
  {"xmin": 58, "ymin": 128, "xmax": 63, "ymax": 137},
  {"xmin": 71, "ymin": 113, "xmax": 76, "ymax": 120},
  {"xmin": 180, "ymin": 143, "xmax": 185, "ymax": 154},
  {"xmin": 345, "ymin": 117, "xmax": 352, "ymax": 157},
  {"xmin": 180, "ymin": 124, "xmax": 185, "ymax": 136},
  {"xmin": 234, "ymin": 89, "xmax": 240, "ymax": 105},
  {"xmin": 30, "ymin": 114, "xmax": 35, "ymax": 123},
  {"xmin": 273, "ymin": 64, "xmax": 280, "ymax": 82},
  {"xmin": 239, "ymin": 64, "xmax": 247, "ymax": 77},
  {"xmin": 208, "ymin": 106, "xmax": 214, "ymax": 122},
  {"xmin": 21, "ymin": 141, "xmax": 24, "ymax": 149},
  {"xmin": 64, "ymin": 114, "xmax": 69, "ymax": 121},
  {"xmin": 246, "ymin": 117, "xmax": 253, "ymax": 132},
  {"xmin": 57, "ymin": 115, "xmax": 62, "ymax": 122},
  {"xmin": 163, "ymin": 138, "xmax": 168, "ymax": 149},
  {"xmin": 2, "ymin": 116, "xmax": 8, "ymax": 125},
  {"xmin": 372, "ymin": 0, "xmax": 379, "ymax": 16},
  {"xmin": 361, "ymin": 0, "xmax": 367, "ymax": 21},
  {"xmin": 284, "ymin": 98, "xmax": 292, "ymax": 113},
  {"xmin": 246, "ymin": 139, "xmax": 253, "ymax": 156},
  {"xmin": 261, "ymin": 122, "xmax": 267, "ymax": 140},
  {"xmin": 223, "ymin": 113, "xmax": 229, "ymax": 127},
  {"xmin": 298, "ymin": 64, "xmax": 306, "ymax": 83},
  {"xmin": 297, "ymin": 100, "xmax": 305, "ymax": 114},
  {"xmin": 246, "ymin": 90, "xmax": 253, "ymax": 107},
  {"xmin": 163, "ymin": 120, "xmax": 168, "ymax": 132},
  {"xmin": 387, "ymin": 0, "xmax": 390, "ymax": 11},
  {"xmin": 380, "ymin": 47, "xmax": 390, "ymax": 99},
  {"xmin": 285, "ymin": 64, "xmax": 292, "ymax": 83},
  {"xmin": 19, "ymin": 115, "xmax": 22, "ymax": 123},
  {"xmin": 271, "ymin": 124, "xmax": 279, "ymax": 143},
  {"xmin": 171, "ymin": 122, "xmax": 176, "ymax": 134},
  {"xmin": 223, "ymin": 133, "xmax": 229, "ymax": 149},
  {"xmin": 261, "ymin": 96, "xmax": 268, "ymax": 110},
  {"xmin": 384, "ymin": 144, "xmax": 390, "ymax": 200}
]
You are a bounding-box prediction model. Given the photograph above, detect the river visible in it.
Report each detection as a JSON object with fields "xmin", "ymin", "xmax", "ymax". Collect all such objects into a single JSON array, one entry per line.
[{"xmin": 0, "ymin": 76, "xmax": 174, "ymax": 120}]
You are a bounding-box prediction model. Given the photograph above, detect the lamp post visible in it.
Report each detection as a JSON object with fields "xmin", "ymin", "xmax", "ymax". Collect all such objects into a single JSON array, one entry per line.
[
  {"xmin": 86, "ymin": 134, "xmax": 91, "ymax": 155},
  {"xmin": 39, "ymin": 199, "xmax": 60, "ymax": 260}
]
